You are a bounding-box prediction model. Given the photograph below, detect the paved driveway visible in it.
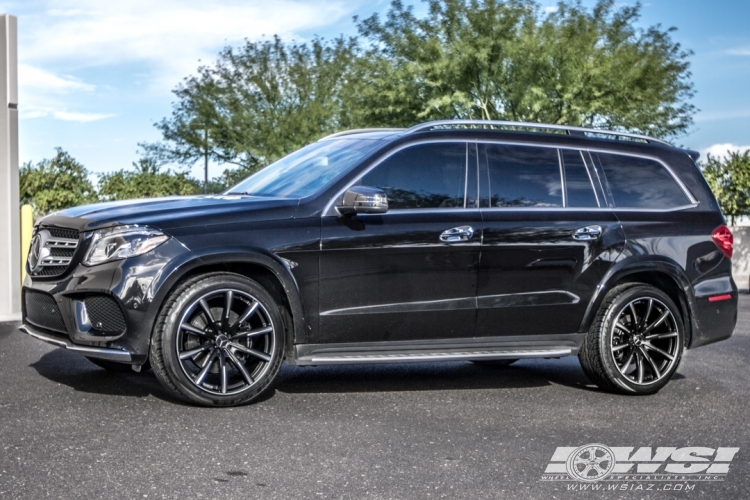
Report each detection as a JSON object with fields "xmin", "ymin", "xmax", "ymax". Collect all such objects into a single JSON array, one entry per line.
[{"xmin": 1, "ymin": 296, "xmax": 749, "ymax": 499}]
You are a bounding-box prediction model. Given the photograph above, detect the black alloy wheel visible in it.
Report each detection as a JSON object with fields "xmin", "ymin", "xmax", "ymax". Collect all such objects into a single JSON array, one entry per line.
[
  {"xmin": 579, "ymin": 283, "xmax": 684, "ymax": 395},
  {"xmin": 151, "ymin": 273, "xmax": 285, "ymax": 406}
]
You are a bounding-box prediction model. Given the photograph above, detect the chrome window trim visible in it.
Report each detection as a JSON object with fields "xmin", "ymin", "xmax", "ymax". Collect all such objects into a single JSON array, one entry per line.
[
  {"xmin": 558, "ymin": 148, "xmax": 567, "ymax": 208},
  {"xmin": 323, "ymin": 138, "xmax": 699, "ymax": 217}
]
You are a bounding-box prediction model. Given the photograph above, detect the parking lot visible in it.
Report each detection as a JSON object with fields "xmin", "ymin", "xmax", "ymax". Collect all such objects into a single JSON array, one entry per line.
[{"xmin": 1, "ymin": 296, "xmax": 749, "ymax": 499}]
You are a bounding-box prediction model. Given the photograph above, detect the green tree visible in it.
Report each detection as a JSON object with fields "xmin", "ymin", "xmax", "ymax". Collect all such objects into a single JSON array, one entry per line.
[
  {"xmin": 98, "ymin": 158, "xmax": 202, "ymax": 201},
  {"xmin": 141, "ymin": 35, "xmax": 357, "ymax": 189},
  {"xmin": 349, "ymin": 0, "xmax": 695, "ymax": 139},
  {"xmin": 19, "ymin": 148, "xmax": 97, "ymax": 215},
  {"xmin": 702, "ymin": 150, "xmax": 750, "ymax": 225}
]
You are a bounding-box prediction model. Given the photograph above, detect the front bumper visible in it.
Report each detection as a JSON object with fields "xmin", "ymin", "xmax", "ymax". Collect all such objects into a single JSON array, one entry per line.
[
  {"xmin": 21, "ymin": 237, "xmax": 190, "ymax": 365},
  {"xmin": 19, "ymin": 323, "xmax": 133, "ymax": 362}
]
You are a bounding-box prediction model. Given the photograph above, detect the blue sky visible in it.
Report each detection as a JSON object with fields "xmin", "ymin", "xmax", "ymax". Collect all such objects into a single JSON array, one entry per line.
[{"xmin": 2, "ymin": 0, "xmax": 749, "ymax": 182}]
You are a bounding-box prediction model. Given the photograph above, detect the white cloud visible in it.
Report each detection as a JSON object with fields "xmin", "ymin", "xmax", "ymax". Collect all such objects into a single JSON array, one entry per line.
[
  {"xmin": 19, "ymin": 64, "xmax": 94, "ymax": 93},
  {"xmin": 16, "ymin": 0, "xmax": 361, "ymax": 123},
  {"xmin": 727, "ymin": 47, "xmax": 750, "ymax": 56},
  {"xmin": 543, "ymin": 6, "xmax": 559, "ymax": 14},
  {"xmin": 21, "ymin": 0, "xmax": 358, "ymax": 89},
  {"xmin": 700, "ymin": 143, "xmax": 750, "ymax": 161},
  {"xmin": 52, "ymin": 111, "xmax": 116, "ymax": 122}
]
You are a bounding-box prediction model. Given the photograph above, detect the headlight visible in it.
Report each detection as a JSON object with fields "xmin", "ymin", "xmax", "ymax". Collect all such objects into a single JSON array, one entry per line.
[{"xmin": 83, "ymin": 225, "xmax": 170, "ymax": 266}]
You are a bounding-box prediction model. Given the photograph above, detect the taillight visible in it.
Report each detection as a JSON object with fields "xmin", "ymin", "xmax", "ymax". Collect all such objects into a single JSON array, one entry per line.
[{"xmin": 712, "ymin": 225, "xmax": 733, "ymax": 259}]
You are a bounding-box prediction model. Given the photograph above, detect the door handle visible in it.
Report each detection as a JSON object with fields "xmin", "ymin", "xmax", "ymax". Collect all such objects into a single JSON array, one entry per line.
[
  {"xmin": 572, "ymin": 225, "xmax": 602, "ymax": 241},
  {"xmin": 440, "ymin": 225, "xmax": 475, "ymax": 243}
]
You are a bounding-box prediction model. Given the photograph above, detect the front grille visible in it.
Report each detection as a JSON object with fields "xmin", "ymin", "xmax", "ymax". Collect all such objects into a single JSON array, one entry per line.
[
  {"xmin": 24, "ymin": 289, "xmax": 67, "ymax": 333},
  {"xmin": 29, "ymin": 227, "xmax": 80, "ymax": 278},
  {"xmin": 84, "ymin": 295, "xmax": 127, "ymax": 334}
]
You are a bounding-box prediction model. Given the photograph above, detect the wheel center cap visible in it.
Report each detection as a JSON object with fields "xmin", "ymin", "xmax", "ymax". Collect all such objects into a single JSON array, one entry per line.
[
  {"xmin": 632, "ymin": 335, "xmax": 643, "ymax": 346},
  {"xmin": 215, "ymin": 334, "xmax": 229, "ymax": 349}
]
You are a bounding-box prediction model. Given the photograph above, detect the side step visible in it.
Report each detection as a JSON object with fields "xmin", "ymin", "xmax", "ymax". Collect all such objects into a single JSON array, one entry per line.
[{"xmin": 292, "ymin": 334, "xmax": 583, "ymax": 366}]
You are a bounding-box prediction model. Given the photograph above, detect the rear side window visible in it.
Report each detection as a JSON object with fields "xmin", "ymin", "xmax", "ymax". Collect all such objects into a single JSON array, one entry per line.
[
  {"xmin": 484, "ymin": 144, "xmax": 562, "ymax": 208},
  {"xmin": 361, "ymin": 143, "xmax": 467, "ymax": 209},
  {"xmin": 596, "ymin": 153, "xmax": 690, "ymax": 209},
  {"xmin": 562, "ymin": 150, "xmax": 599, "ymax": 208}
]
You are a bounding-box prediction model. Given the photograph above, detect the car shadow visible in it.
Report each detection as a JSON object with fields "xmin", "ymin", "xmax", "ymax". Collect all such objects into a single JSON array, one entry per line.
[
  {"xmin": 272, "ymin": 357, "xmax": 600, "ymax": 394},
  {"xmin": 31, "ymin": 348, "xmax": 687, "ymax": 402}
]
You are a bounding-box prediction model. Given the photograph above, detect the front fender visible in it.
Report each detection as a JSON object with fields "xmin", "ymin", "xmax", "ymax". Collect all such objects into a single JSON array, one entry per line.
[{"xmin": 142, "ymin": 246, "xmax": 308, "ymax": 349}]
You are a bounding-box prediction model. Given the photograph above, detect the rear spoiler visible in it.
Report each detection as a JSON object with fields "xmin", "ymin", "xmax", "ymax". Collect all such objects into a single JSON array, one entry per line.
[{"xmin": 686, "ymin": 149, "xmax": 700, "ymax": 162}]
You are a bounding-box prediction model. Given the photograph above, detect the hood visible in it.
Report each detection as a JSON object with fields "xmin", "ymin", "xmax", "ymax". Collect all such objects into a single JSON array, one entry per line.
[{"xmin": 38, "ymin": 195, "xmax": 300, "ymax": 233}]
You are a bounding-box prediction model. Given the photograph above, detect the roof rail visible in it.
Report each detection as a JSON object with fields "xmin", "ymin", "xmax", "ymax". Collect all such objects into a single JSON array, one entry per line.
[
  {"xmin": 404, "ymin": 120, "xmax": 672, "ymax": 146},
  {"xmin": 320, "ymin": 128, "xmax": 405, "ymax": 140}
]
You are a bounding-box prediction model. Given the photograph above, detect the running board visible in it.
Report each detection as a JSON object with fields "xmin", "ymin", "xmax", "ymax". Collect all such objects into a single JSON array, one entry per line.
[{"xmin": 292, "ymin": 334, "xmax": 582, "ymax": 366}]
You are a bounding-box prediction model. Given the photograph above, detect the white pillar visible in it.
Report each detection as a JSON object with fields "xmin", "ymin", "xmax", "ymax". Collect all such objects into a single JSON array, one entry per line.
[{"xmin": 0, "ymin": 14, "xmax": 19, "ymax": 322}]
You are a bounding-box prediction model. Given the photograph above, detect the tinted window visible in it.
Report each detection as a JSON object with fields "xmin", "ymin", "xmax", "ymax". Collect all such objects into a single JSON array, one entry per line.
[
  {"xmin": 485, "ymin": 144, "xmax": 562, "ymax": 208},
  {"xmin": 596, "ymin": 153, "xmax": 689, "ymax": 209},
  {"xmin": 361, "ymin": 143, "xmax": 467, "ymax": 209},
  {"xmin": 562, "ymin": 150, "xmax": 599, "ymax": 208}
]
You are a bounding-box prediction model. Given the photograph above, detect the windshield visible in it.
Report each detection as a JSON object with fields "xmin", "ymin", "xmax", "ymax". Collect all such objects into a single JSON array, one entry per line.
[{"xmin": 226, "ymin": 139, "xmax": 382, "ymax": 198}]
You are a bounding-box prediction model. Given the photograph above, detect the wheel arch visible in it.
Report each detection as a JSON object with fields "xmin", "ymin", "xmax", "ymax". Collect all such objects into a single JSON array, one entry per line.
[
  {"xmin": 147, "ymin": 248, "xmax": 308, "ymax": 359},
  {"xmin": 580, "ymin": 260, "xmax": 694, "ymax": 347}
]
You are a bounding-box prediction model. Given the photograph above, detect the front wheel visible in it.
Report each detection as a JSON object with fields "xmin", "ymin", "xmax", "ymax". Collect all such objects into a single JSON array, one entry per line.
[
  {"xmin": 150, "ymin": 273, "xmax": 285, "ymax": 406},
  {"xmin": 579, "ymin": 284, "xmax": 684, "ymax": 395}
]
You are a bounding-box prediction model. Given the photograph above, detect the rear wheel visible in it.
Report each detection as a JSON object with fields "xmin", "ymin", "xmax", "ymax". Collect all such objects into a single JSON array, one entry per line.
[
  {"xmin": 150, "ymin": 273, "xmax": 285, "ymax": 406},
  {"xmin": 579, "ymin": 284, "xmax": 684, "ymax": 395}
]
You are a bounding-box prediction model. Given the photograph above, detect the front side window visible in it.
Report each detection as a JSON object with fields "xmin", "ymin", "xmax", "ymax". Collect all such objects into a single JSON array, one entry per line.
[
  {"xmin": 361, "ymin": 143, "xmax": 467, "ymax": 209},
  {"xmin": 595, "ymin": 153, "xmax": 690, "ymax": 209},
  {"xmin": 484, "ymin": 144, "xmax": 562, "ymax": 208}
]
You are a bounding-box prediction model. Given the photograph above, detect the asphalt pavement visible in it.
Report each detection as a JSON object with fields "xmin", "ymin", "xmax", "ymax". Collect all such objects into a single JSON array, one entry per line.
[{"xmin": 1, "ymin": 296, "xmax": 750, "ymax": 499}]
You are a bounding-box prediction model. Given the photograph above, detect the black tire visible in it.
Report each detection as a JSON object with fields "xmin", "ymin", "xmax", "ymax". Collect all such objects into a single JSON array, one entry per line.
[
  {"xmin": 471, "ymin": 359, "xmax": 518, "ymax": 367},
  {"xmin": 86, "ymin": 357, "xmax": 149, "ymax": 373},
  {"xmin": 579, "ymin": 283, "xmax": 684, "ymax": 395},
  {"xmin": 150, "ymin": 272, "xmax": 285, "ymax": 406}
]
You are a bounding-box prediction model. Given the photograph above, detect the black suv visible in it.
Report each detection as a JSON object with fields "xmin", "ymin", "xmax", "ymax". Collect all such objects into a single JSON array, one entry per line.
[{"xmin": 21, "ymin": 120, "xmax": 737, "ymax": 406}]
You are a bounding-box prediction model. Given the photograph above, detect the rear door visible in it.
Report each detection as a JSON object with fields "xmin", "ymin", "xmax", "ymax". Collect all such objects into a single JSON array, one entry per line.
[
  {"xmin": 318, "ymin": 141, "xmax": 482, "ymax": 344},
  {"xmin": 475, "ymin": 143, "xmax": 624, "ymax": 337}
]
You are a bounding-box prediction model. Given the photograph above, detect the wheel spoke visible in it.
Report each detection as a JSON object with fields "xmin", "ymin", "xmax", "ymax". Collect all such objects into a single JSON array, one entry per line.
[
  {"xmin": 194, "ymin": 348, "xmax": 218, "ymax": 385},
  {"xmin": 612, "ymin": 343, "xmax": 628, "ymax": 352},
  {"xmin": 628, "ymin": 302, "xmax": 639, "ymax": 329},
  {"xmin": 229, "ymin": 325, "xmax": 273, "ymax": 341},
  {"xmin": 219, "ymin": 351, "xmax": 228, "ymax": 394},
  {"xmin": 645, "ymin": 331, "xmax": 678, "ymax": 341},
  {"xmin": 228, "ymin": 342, "xmax": 272, "ymax": 362},
  {"xmin": 199, "ymin": 299, "xmax": 220, "ymax": 335},
  {"xmin": 643, "ymin": 342, "xmax": 675, "ymax": 361},
  {"xmin": 181, "ymin": 323, "xmax": 213, "ymax": 338},
  {"xmin": 226, "ymin": 349, "xmax": 255, "ymax": 386},
  {"xmin": 229, "ymin": 301, "xmax": 259, "ymax": 335},
  {"xmin": 636, "ymin": 352, "xmax": 644, "ymax": 383},
  {"xmin": 179, "ymin": 344, "xmax": 212, "ymax": 360},
  {"xmin": 619, "ymin": 350, "xmax": 635, "ymax": 375},
  {"xmin": 641, "ymin": 299, "xmax": 653, "ymax": 329},
  {"xmin": 222, "ymin": 291, "xmax": 234, "ymax": 333},
  {"xmin": 643, "ymin": 310, "xmax": 670, "ymax": 335},
  {"xmin": 615, "ymin": 323, "xmax": 632, "ymax": 335},
  {"xmin": 639, "ymin": 346, "xmax": 661, "ymax": 379}
]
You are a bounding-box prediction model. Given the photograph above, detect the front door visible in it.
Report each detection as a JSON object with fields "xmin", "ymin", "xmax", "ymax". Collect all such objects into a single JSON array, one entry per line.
[
  {"xmin": 318, "ymin": 141, "xmax": 482, "ymax": 344},
  {"xmin": 475, "ymin": 144, "xmax": 624, "ymax": 337}
]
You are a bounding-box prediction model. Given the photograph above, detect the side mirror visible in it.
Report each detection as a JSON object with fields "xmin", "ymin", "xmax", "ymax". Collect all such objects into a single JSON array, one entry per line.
[{"xmin": 337, "ymin": 186, "xmax": 388, "ymax": 216}]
